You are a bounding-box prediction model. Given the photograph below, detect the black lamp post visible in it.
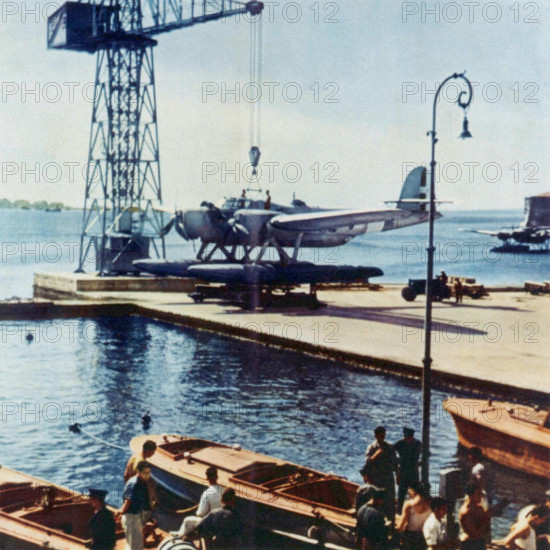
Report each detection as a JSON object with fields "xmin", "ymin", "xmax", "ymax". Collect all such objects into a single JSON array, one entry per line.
[{"xmin": 421, "ymin": 73, "xmax": 473, "ymax": 484}]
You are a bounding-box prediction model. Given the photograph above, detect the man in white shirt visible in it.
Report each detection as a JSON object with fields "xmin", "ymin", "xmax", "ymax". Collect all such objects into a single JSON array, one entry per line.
[
  {"xmin": 178, "ymin": 466, "xmax": 224, "ymax": 536},
  {"xmin": 423, "ymin": 497, "xmax": 457, "ymax": 550},
  {"xmin": 468, "ymin": 447, "xmax": 491, "ymax": 508}
]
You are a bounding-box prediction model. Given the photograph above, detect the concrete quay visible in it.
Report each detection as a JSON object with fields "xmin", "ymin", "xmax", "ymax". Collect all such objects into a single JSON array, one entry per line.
[{"xmin": 30, "ymin": 273, "xmax": 550, "ymax": 401}]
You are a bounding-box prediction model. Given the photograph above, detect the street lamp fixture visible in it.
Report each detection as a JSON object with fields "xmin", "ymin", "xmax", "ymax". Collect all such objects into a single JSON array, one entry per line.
[
  {"xmin": 421, "ymin": 72, "xmax": 473, "ymax": 485},
  {"xmin": 460, "ymin": 116, "xmax": 473, "ymax": 140}
]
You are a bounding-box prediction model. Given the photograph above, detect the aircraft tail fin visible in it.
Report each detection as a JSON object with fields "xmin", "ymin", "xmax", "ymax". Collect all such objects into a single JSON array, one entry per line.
[{"xmin": 396, "ymin": 166, "xmax": 427, "ymax": 211}]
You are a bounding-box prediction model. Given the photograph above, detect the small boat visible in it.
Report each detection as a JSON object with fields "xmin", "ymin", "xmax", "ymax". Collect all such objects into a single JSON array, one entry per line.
[
  {"xmin": 131, "ymin": 434, "xmax": 359, "ymax": 548},
  {"xmin": 0, "ymin": 466, "xmax": 164, "ymax": 549},
  {"xmin": 443, "ymin": 397, "xmax": 550, "ymax": 479}
]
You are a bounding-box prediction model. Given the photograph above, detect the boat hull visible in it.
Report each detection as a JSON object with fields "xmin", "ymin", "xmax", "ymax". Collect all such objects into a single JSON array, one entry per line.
[
  {"xmin": 444, "ymin": 398, "xmax": 550, "ymax": 479},
  {"xmin": 151, "ymin": 462, "xmax": 355, "ymax": 548},
  {"xmin": 133, "ymin": 435, "xmax": 357, "ymax": 548}
]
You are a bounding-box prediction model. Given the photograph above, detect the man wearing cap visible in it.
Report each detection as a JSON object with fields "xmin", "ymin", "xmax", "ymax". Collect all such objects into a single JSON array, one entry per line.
[
  {"xmin": 88, "ymin": 489, "xmax": 116, "ymax": 550},
  {"xmin": 364, "ymin": 426, "xmax": 397, "ymax": 528},
  {"xmin": 178, "ymin": 466, "xmax": 224, "ymax": 537},
  {"xmin": 356, "ymin": 488, "xmax": 389, "ymax": 549},
  {"xmin": 394, "ymin": 427, "xmax": 422, "ymax": 513}
]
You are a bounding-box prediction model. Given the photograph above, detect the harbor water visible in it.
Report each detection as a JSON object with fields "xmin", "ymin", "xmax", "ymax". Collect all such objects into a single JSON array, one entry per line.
[{"xmin": 0, "ymin": 208, "xmax": 548, "ymax": 540}]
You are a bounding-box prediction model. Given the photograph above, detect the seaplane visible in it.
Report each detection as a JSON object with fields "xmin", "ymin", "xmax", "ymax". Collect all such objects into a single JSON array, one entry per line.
[
  {"xmin": 134, "ymin": 11, "xmax": 438, "ymax": 306},
  {"xmin": 135, "ymin": 166, "xmax": 438, "ymax": 307},
  {"xmin": 464, "ymin": 193, "xmax": 550, "ymax": 253}
]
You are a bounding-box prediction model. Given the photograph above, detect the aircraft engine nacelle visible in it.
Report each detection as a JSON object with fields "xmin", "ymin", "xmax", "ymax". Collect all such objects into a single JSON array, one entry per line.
[{"xmin": 180, "ymin": 209, "xmax": 226, "ymax": 241}]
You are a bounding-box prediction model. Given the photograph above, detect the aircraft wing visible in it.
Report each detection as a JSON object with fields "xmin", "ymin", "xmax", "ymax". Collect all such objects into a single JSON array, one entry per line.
[
  {"xmin": 466, "ymin": 229, "xmax": 501, "ymax": 236},
  {"xmin": 269, "ymin": 208, "xmax": 416, "ymax": 232},
  {"xmin": 461, "ymin": 229, "xmax": 513, "ymax": 237}
]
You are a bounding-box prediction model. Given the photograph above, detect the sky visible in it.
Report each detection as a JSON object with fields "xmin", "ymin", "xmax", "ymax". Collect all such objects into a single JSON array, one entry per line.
[{"xmin": 0, "ymin": 0, "xmax": 548, "ymax": 210}]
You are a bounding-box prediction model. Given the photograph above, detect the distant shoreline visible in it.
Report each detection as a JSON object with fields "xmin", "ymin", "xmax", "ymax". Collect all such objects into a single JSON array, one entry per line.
[{"xmin": 0, "ymin": 199, "xmax": 76, "ymax": 211}]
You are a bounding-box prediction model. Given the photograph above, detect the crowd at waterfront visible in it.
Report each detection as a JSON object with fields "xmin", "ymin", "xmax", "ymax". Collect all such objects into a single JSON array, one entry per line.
[{"xmin": 356, "ymin": 426, "xmax": 549, "ymax": 550}]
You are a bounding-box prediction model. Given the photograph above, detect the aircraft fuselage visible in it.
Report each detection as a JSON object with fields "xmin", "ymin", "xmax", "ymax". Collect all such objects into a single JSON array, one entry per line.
[{"xmin": 180, "ymin": 200, "xmax": 430, "ymax": 248}]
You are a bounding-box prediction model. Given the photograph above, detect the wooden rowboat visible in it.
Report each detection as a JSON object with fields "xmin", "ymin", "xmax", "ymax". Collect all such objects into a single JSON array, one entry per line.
[
  {"xmin": 131, "ymin": 434, "xmax": 359, "ymax": 548},
  {"xmin": 0, "ymin": 465, "xmax": 164, "ymax": 549},
  {"xmin": 443, "ymin": 397, "xmax": 550, "ymax": 479}
]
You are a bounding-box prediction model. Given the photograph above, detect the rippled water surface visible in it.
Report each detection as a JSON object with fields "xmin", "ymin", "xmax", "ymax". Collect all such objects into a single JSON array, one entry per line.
[{"xmin": 0, "ymin": 316, "xmax": 546, "ymax": 539}]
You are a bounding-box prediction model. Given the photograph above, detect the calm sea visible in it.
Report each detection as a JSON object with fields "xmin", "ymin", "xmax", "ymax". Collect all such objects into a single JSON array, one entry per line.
[{"xmin": 0, "ymin": 208, "xmax": 547, "ymax": 539}]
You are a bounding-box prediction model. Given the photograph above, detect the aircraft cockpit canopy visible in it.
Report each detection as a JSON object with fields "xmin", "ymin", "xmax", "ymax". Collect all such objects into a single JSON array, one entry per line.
[{"xmin": 218, "ymin": 198, "xmax": 263, "ymax": 210}]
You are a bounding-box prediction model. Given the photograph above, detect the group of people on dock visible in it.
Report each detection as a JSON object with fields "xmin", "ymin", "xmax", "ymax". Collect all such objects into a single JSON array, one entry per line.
[{"xmin": 356, "ymin": 426, "xmax": 550, "ymax": 550}]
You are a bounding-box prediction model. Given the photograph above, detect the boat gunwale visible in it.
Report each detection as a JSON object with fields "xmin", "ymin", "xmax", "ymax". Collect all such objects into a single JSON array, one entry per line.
[
  {"xmin": 228, "ymin": 473, "xmax": 356, "ymax": 518},
  {"xmin": 0, "ymin": 467, "xmax": 130, "ymax": 548},
  {"xmin": 0, "ymin": 505, "xmax": 95, "ymax": 546},
  {"xmin": 480, "ymin": 405, "xmax": 548, "ymax": 427},
  {"xmin": 443, "ymin": 399, "xmax": 550, "ymax": 442}
]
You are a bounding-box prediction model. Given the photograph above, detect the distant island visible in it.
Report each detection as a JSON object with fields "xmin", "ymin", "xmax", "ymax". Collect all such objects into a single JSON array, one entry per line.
[{"xmin": 0, "ymin": 199, "xmax": 74, "ymax": 211}]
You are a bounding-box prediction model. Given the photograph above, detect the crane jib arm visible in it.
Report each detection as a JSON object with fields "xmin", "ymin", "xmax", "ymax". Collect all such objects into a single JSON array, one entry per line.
[{"xmin": 47, "ymin": 1, "xmax": 264, "ymax": 51}]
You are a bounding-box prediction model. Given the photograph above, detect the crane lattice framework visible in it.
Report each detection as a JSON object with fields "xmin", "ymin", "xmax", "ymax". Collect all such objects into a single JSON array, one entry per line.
[{"xmin": 47, "ymin": 0, "xmax": 264, "ymax": 274}]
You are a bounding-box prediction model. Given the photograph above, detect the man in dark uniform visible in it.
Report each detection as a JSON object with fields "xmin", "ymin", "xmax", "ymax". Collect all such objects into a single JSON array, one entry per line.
[
  {"xmin": 189, "ymin": 488, "xmax": 243, "ymax": 549},
  {"xmin": 88, "ymin": 488, "xmax": 116, "ymax": 550},
  {"xmin": 356, "ymin": 488, "xmax": 389, "ymax": 550},
  {"xmin": 364, "ymin": 426, "xmax": 397, "ymax": 528},
  {"xmin": 393, "ymin": 427, "xmax": 422, "ymax": 513},
  {"xmin": 356, "ymin": 464, "xmax": 381, "ymax": 513}
]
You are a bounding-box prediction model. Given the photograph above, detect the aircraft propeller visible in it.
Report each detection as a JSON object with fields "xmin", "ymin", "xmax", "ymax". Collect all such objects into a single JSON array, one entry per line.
[
  {"xmin": 158, "ymin": 209, "xmax": 190, "ymax": 240},
  {"xmin": 225, "ymin": 213, "xmax": 250, "ymax": 237},
  {"xmin": 201, "ymin": 202, "xmax": 249, "ymax": 242}
]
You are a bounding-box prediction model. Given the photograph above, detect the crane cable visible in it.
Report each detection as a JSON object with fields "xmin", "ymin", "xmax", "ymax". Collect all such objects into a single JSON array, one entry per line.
[{"xmin": 248, "ymin": 12, "xmax": 262, "ymax": 178}]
